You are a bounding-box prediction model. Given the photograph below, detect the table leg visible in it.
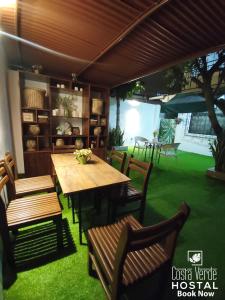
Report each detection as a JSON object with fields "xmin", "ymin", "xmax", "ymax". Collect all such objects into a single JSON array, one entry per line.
[
  {"xmin": 78, "ymin": 194, "xmax": 83, "ymax": 245},
  {"xmin": 71, "ymin": 194, "xmax": 75, "ymax": 224}
]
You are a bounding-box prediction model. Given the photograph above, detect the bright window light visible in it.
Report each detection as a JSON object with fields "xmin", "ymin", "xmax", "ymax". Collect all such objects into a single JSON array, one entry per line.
[
  {"xmin": 125, "ymin": 108, "xmax": 140, "ymax": 135},
  {"xmin": 0, "ymin": 0, "xmax": 16, "ymax": 8},
  {"xmin": 127, "ymin": 100, "xmax": 140, "ymax": 107}
]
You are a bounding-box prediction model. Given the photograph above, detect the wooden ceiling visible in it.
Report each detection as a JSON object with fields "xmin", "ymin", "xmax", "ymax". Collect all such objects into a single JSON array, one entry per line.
[{"xmin": 1, "ymin": 0, "xmax": 225, "ymax": 87}]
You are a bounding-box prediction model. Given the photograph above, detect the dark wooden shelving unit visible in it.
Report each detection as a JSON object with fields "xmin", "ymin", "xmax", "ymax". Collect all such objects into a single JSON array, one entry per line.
[{"xmin": 19, "ymin": 70, "xmax": 109, "ymax": 177}]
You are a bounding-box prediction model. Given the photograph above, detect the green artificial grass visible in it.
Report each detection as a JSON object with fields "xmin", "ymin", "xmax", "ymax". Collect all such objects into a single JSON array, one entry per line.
[{"xmin": 3, "ymin": 149, "xmax": 225, "ymax": 300}]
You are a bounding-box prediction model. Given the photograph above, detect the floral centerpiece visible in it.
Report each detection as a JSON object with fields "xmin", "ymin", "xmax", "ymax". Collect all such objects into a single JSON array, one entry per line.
[{"xmin": 74, "ymin": 148, "xmax": 92, "ymax": 164}]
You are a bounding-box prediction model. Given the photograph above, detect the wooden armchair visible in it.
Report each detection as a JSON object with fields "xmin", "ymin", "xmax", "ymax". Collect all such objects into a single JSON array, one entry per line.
[
  {"xmin": 109, "ymin": 150, "xmax": 127, "ymax": 174},
  {"xmin": 88, "ymin": 203, "xmax": 190, "ymax": 300},
  {"xmin": 4, "ymin": 152, "xmax": 55, "ymax": 198},
  {"xmin": 0, "ymin": 162, "xmax": 63, "ymax": 266},
  {"xmin": 110, "ymin": 157, "xmax": 153, "ymax": 223}
]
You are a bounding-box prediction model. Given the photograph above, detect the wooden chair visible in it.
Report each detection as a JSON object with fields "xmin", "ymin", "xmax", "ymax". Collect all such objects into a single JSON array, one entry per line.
[
  {"xmin": 52, "ymin": 144, "xmax": 76, "ymax": 207},
  {"xmin": 4, "ymin": 152, "xmax": 55, "ymax": 198},
  {"xmin": 110, "ymin": 157, "xmax": 153, "ymax": 223},
  {"xmin": 88, "ymin": 203, "xmax": 190, "ymax": 300},
  {"xmin": 158, "ymin": 143, "xmax": 180, "ymax": 164},
  {"xmin": 109, "ymin": 150, "xmax": 127, "ymax": 174},
  {"xmin": 0, "ymin": 162, "xmax": 63, "ymax": 266}
]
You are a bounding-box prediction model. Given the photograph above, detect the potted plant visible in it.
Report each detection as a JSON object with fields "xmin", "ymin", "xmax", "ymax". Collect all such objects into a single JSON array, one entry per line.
[
  {"xmin": 74, "ymin": 148, "xmax": 92, "ymax": 164},
  {"xmin": 108, "ymin": 127, "xmax": 127, "ymax": 151}
]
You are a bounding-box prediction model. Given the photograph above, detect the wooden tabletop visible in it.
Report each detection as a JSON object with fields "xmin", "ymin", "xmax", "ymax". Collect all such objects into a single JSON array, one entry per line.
[{"xmin": 51, "ymin": 153, "xmax": 130, "ymax": 195}]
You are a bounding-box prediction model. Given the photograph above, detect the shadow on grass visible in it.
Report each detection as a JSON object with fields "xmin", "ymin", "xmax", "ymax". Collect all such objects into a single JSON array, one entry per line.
[{"xmin": 3, "ymin": 218, "xmax": 76, "ymax": 288}]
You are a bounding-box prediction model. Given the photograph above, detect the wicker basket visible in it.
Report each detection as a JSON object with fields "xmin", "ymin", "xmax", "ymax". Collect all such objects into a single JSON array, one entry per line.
[
  {"xmin": 24, "ymin": 88, "xmax": 45, "ymax": 109},
  {"xmin": 92, "ymin": 98, "xmax": 103, "ymax": 115}
]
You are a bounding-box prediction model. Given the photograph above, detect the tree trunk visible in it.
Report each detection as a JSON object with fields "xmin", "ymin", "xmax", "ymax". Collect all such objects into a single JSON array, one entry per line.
[
  {"xmin": 116, "ymin": 96, "xmax": 120, "ymax": 130},
  {"xmin": 203, "ymin": 85, "xmax": 225, "ymax": 172}
]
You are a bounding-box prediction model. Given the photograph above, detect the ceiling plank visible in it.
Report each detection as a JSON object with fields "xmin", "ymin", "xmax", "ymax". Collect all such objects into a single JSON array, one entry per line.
[{"xmin": 77, "ymin": 0, "xmax": 170, "ymax": 77}]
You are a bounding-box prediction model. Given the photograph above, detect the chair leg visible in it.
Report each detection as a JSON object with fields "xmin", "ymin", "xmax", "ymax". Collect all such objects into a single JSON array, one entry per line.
[
  {"xmin": 158, "ymin": 262, "xmax": 171, "ymax": 299},
  {"xmin": 55, "ymin": 216, "xmax": 63, "ymax": 250},
  {"xmin": 87, "ymin": 237, "xmax": 97, "ymax": 277},
  {"xmin": 78, "ymin": 194, "xmax": 83, "ymax": 245},
  {"xmin": 72, "ymin": 198, "xmax": 75, "ymax": 224},
  {"xmin": 139, "ymin": 199, "xmax": 145, "ymax": 224},
  {"xmin": 67, "ymin": 196, "xmax": 71, "ymax": 209}
]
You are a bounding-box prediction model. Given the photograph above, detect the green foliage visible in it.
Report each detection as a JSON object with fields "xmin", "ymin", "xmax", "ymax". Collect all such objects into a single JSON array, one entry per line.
[
  {"xmin": 209, "ymin": 137, "xmax": 225, "ymax": 172},
  {"xmin": 111, "ymin": 80, "xmax": 145, "ymax": 100},
  {"xmin": 108, "ymin": 127, "xmax": 124, "ymax": 147},
  {"xmin": 158, "ymin": 119, "xmax": 176, "ymax": 144}
]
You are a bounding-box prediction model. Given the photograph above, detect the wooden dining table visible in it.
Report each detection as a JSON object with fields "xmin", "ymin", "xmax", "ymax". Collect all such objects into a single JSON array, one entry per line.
[{"xmin": 51, "ymin": 153, "xmax": 130, "ymax": 244}]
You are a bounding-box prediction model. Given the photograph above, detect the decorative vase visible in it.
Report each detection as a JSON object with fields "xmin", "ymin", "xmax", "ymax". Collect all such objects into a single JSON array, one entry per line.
[
  {"xmin": 29, "ymin": 124, "xmax": 40, "ymax": 136},
  {"xmin": 92, "ymin": 98, "xmax": 103, "ymax": 115},
  {"xmin": 56, "ymin": 139, "xmax": 64, "ymax": 147},
  {"xmin": 77, "ymin": 156, "xmax": 88, "ymax": 165},
  {"xmin": 75, "ymin": 138, "xmax": 84, "ymax": 150},
  {"xmin": 94, "ymin": 126, "xmax": 102, "ymax": 136},
  {"xmin": 26, "ymin": 139, "xmax": 36, "ymax": 151}
]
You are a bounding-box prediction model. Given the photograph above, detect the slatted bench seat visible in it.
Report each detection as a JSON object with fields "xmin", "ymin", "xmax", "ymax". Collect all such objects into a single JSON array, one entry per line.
[
  {"xmin": 0, "ymin": 162, "xmax": 63, "ymax": 266},
  {"xmin": 4, "ymin": 152, "xmax": 55, "ymax": 198},
  {"xmin": 88, "ymin": 204, "xmax": 190, "ymax": 300}
]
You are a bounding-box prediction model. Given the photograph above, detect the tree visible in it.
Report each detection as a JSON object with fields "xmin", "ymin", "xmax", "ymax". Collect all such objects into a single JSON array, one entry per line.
[
  {"xmin": 111, "ymin": 81, "xmax": 145, "ymax": 130},
  {"xmin": 145, "ymin": 50, "xmax": 225, "ymax": 172}
]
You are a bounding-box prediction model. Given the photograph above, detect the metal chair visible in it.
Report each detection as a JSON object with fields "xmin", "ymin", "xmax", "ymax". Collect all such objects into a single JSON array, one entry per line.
[
  {"xmin": 158, "ymin": 143, "xmax": 180, "ymax": 164},
  {"xmin": 88, "ymin": 203, "xmax": 190, "ymax": 300},
  {"xmin": 133, "ymin": 136, "xmax": 150, "ymax": 160}
]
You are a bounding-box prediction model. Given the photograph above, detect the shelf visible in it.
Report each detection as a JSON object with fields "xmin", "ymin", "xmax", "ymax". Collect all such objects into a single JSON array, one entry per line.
[
  {"xmin": 89, "ymin": 135, "xmax": 107, "ymax": 138},
  {"xmin": 22, "ymin": 107, "xmax": 50, "ymax": 111},
  {"xmin": 24, "ymin": 135, "xmax": 50, "ymax": 138},
  {"xmin": 52, "ymin": 135, "xmax": 88, "ymax": 138},
  {"xmin": 50, "ymin": 86, "xmax": 83, "ymax": 95},
  {"xmin": 22, "ymin": 121, "xmax": 49, "ymax": 124},
  {"xmin": 24, "ymin": 148, "xmax": 52, "ymax": 154},
  {"xmin": 52, "ymin": 115, "xmax": 88, "ymax": 119},
  {"xmin": 90, "ymin": 125, "xmax": 106, "ymax": 127}
]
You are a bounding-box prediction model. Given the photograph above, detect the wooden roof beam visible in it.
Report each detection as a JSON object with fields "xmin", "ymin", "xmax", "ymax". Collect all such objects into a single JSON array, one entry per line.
[{"xmin": 77, "ymin": 0, "xmax": 170, "ymax": 77}]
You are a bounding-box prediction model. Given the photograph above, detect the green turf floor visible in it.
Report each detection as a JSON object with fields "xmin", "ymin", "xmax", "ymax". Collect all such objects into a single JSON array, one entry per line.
[{"xmin": 3, "ymin": 150, "xmax": 225, "ymax": 300}]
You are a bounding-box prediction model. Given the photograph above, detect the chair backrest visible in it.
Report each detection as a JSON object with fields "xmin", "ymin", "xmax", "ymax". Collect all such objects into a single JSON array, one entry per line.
[
  {"xmin": 134, "ymin": 136, "xmax": 149, "ymax": 146},
  {"xmin": 0, "ymin": 160, "xmax": 16, "ymax": 201},
  {"xmin": 161, "ymin": 143, "xmax": 180, "ymax": 151},
  {"xmin": 113, "ymin": 202, "xmax": 190, "ymax": 290},
  {"xmin": 125, "ymin": 156, "xmax": 153, "ymax": 199},
  {"xmin": 52, "ymin": 143, "xmax": 76, "ymax": 153},
  {"xmin": 0, "ymin": 161, "xmax": 13, "ymax": 206},
  {"xmin": 4, "ymin": 152, "xmax": 18, "ymax": 180},
  {"xmin": 110, "ymin": 150, "xmax": 127, "ymax": 174},
  {"xmin": 0, "ymin": 162, "xmax": 16, "ymax": 262}
]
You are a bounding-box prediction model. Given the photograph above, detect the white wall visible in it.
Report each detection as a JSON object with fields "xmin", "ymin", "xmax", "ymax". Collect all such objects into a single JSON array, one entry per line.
[
  {"xmin": 0, "ymin": 42, "xmax": 13, "ymax": 158},
  {"xmin": 109, "ymin": 99, "xmax": 213, "ymax": 156},
  {"xmin": 174, "ymin": 113, "xmax": 213, "ymax": 156},
  {"xmin": 8, "ymin": 70, "xmax": 25, "ymax": 173},
  {"xmin": 109, "ymin": 98, "xmax": 161, "ymax": 145}
]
